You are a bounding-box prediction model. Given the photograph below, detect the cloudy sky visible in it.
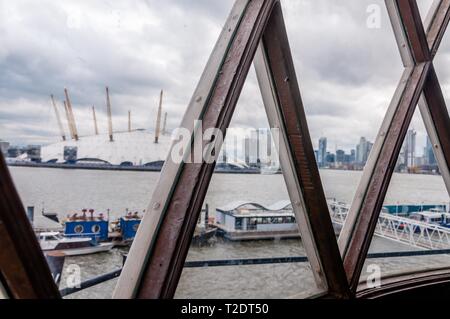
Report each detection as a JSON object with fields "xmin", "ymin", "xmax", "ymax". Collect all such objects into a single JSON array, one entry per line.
[{"xmin": 1, "ymin": 0, "xmax": 449, "ymax": 155}]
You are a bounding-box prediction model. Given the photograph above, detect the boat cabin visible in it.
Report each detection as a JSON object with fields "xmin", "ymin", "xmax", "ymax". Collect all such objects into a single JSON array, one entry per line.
[
  {"xmin": 409, "ymin": 210, "xmax": 450, "ymax": 226},
  {"xmin": 64, "ymin": 209, "xmax": 109, "ymax": 241},
  {"xmin": 214, "ymin": 201, "xmax": 298, "ymax": 240},
  {"xmin": 383, "ymin": 204, "xmax": 447, "ymax": 216},
  {"xmin": 38, "ymin": 231, "xmax": 93, "ymax": 251},
  {"xmin": 119, "ymin": 211, "xmax": 142, "ymax": 241}
]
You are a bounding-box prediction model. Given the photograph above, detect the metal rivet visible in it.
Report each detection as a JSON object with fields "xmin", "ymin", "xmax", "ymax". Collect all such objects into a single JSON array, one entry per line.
[
  {"xmin": 195, "ymin": 96, "xmax": 202, "ymax": 103},
  {"xmin": 153, "ymin": 202, "xmax": 160, "ymax": 209}
]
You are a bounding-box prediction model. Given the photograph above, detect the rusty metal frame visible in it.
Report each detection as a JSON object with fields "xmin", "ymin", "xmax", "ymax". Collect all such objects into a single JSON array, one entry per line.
[
  {"xmin": 338, "ymin": 0, "xmax": 450, "ymax": 293},
  {"xmin": 0, "ymin": 152, "xmax": 60, "ymax": 299},
  {"xmin": 253, "ymin": 2, "xmax": 349, "ymax": 298},
  {"xmin": 1, "ymin": 0, "xmax": 448, "ymax": 300},
  {"xmin": 114, "ymin": 0, "xmax": 349, "ymax": 299}
]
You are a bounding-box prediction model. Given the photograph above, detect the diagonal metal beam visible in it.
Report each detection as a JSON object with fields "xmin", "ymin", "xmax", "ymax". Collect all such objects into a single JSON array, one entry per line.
[
  {"xmin": 253, "ymin": 2, "xmax": 350, "ymax": 298},
  {"xmin": 0, "ymin": 153, "xmax": 60, "ymax": 299},
  {"xmin": 340, "ymin": 62, "xmax": 430, "ymax": 291},
  {"xmin": 419, "ymin": 0, "xmax": 450, "ymax": 196},
  {"xmin": 388, "ymin": 0, "xmax": 450, "ymax": 206},
  {"xmin": 395, "ymin": 0, "xmax": 430, "ymax": 63},
  {"xmin": 389, "ymin": 1, "xmax": 450, "ymax": 197},
  {"xmin": 419, "ymin": 64, "xmax": 450, "ymax": 195},
  {"xmin": 339, "ymin": 0, "xmax": 450, "ymax": 292},
  {"xmin": 114, "ymin": 0, "xmax": 278, "ymax": 299},
  {"xmin": 425, "ymin": 0, "xmax": 450, "ymax": 57},
  {"xmin": 387, "ymin": 0, "xmax": 450, "ymax": 194}
]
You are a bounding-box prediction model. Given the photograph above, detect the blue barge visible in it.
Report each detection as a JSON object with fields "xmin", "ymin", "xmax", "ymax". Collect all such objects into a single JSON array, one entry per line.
[{"xmin": 63, "ymin": 209, "xmax": 142, "ymax": 245}]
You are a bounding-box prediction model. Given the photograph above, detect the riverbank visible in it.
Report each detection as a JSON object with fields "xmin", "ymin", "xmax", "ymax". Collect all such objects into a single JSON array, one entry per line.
[{"xmin": 7, "ymin": 161, "xmax": 263, "ymax": 174}]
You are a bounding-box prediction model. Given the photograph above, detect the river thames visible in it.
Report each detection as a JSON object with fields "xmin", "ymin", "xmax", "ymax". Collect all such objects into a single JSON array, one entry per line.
[{"xmin": 8, "ymin": 166, "xmax": 450, "ymax": 298}]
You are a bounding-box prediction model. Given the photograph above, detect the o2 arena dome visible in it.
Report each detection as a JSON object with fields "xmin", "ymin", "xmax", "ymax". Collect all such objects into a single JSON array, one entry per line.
[
  {"xmin": 41, "ymin": 88, "xmax": 172, "ymax": 166},
  {"xmin": 41, "ymin": 130, "xmax": 172, "ymax": 166}
]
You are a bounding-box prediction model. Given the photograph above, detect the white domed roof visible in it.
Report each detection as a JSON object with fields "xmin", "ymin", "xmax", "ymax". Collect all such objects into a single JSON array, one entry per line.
[{"xmin": 41, "ymin": 130, "xmax": 172, "ymax": 165}]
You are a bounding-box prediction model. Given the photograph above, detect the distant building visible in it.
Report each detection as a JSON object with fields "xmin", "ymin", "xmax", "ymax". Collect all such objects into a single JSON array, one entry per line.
[
  {"xmin": 344, "ymin": 154, "xmax": 352, "ymax": 164},
  {"xmin": 356, "ymin": 137, "xmax": 373, "ymax": 165},
  {"xmin": 336, "ymin": 149, "xmax": 345, "ymax": 164},
  {"xmin": 219, "ymin": 138, "xmax": 228, "ymax": 163},
  {"xmin": 425, "ymin": 136, "xmax": 436, "ymax": 165},
  {"xmin": 401, "ymin": 129, "xmax": 416, "ymax": 167},
  {"xmin": 63, "ymin": 146, "xmax": 77, "ymax": 163},
  {"xmin": 0, "ymin": 140, "xmax": 10, "ymax": 156},
  {"xmin": 233, "ymin": 135, "xmax": 239, "ymax": 163},
  {"xmin": 262, "ymin": 130, "xmax": 272, "ymax": 163},
  {"xmin": 243, "ymin": 134, "xmax": 258, "ymax": 166},
  {"xmin": 414, "ymin": 156, "xmax": 425, "ymax": 167},
  {"xmin": 326, "ymin": 152, "xmax": 335, "ymax": 164},
  {"xmin": 257, "ymin": 128, "xmax": 274, "ymax": 166},
  {"xmin": 25, "ymin": 145, "xmax": 42, "ymax": 162},
  {"xmin": 318, "ymin": 137, "xmax": 327, "ymax": 167},
  {"xmin": 350, "ymin": 149, "xmax": 356, "ymax": 163},
  {"xmin": 7, "ymin": 146, "xmax": 22, "ymax": 158}
]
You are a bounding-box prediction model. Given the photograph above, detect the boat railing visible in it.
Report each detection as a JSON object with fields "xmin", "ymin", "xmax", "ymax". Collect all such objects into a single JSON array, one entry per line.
[
  {"xmin": 328, "ymin": 199, "xmax": 450, "ymax": 250},
  {"xmin": 64, "ymin": 232, "xmax": 103, "ymax": 243}
]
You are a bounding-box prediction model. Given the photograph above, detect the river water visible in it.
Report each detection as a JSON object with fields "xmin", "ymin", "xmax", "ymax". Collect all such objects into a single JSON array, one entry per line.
[{"xmin": 8, "ymin": 166, "xmax": 450, "ymax": 298}]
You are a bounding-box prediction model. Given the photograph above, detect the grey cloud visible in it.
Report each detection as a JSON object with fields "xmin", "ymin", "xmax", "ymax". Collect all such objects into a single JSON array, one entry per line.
[{"xmin": 1, "ymin": 0, "xmax": 450, "ymax": 155}]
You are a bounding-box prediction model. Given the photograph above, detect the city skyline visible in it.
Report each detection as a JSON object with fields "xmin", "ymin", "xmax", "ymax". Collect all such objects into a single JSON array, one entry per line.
[
  {"xmin": 1, "ymin": 127, "xmax": 437, "ymax": 168},
  {"xmin": 313, "ymin": 129, "xmax": 437, "ymax": 171}
]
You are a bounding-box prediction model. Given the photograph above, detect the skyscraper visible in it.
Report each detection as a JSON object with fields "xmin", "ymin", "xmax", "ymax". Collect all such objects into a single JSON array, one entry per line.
[
  {"xmin": 356, "ymin": 137, "xmax": 372, "ymax": 165},
  {"xmin": 402, "ymin": 129, "xmax": 416, "ymax": 167},
  {"xmin": 350, "ymin": 149, "xmax": 356, "ymax": 163},
  {"xmin": 336, "ymin": 149, "xmax": 345, "ymax": 164},
  {"xmin": 243, "ymin": 130, "xmax": 259, "ymax": 166},
  {"xmin": 220, "ymin": 138, "xmax": 228, "ymax": 163},
  {"xmin": 318, "ymin": 137, "xmax": 327, "ymax": 167},
  {"xmin": 425, "ymin": 136, "xmax": 436, "ymax": 165},
  {"xmin": 0, "ymin": 140, "xmax": 9, "ymax": 156}
]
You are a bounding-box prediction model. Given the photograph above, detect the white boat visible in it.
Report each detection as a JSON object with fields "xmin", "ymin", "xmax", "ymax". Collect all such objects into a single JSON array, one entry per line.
[
  {"xmin": 38, "ymin": 232, "xmax": 114, "ymax": 256},
  {"xmin": 409, "ymin": 211, "xmax": 445, "ymax": 224}
]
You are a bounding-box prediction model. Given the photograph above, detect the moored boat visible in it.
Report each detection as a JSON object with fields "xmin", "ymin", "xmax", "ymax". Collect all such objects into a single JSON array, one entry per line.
[
  {"xmin": 38, "ymin": 231, "xmax": 114, "ymax": 256},
  {"xmin": 109, "ymin": 210, "xmax": 143, "ymax": 246},
  {"xmin": 213, "ymin": 201, "xmax": 299, "ymax": 241},
  {"xmin": 63, "ymin": 208, "xmax": 144, "ymax": 245}
]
